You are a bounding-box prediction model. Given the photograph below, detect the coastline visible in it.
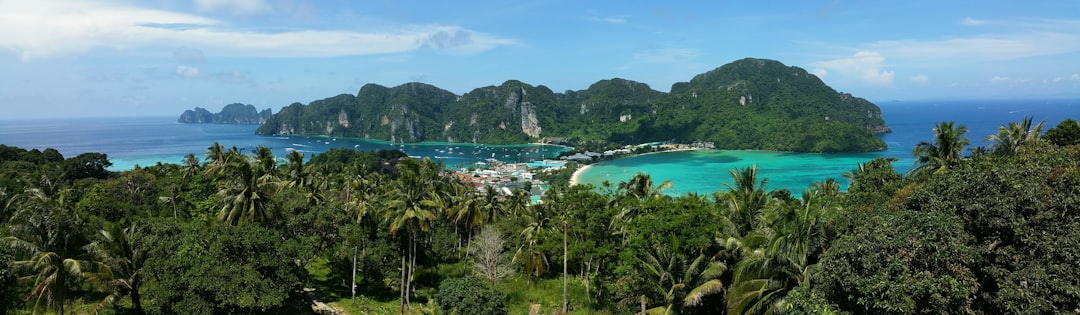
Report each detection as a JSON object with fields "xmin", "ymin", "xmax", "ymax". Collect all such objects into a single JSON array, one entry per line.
[
  {"xmin": 569, "ymin": 148, "xmax": 701, "ymax": 186},
  {"xmin": 569, "ymin": 163, "xmax": 593, "ymax": 186}
]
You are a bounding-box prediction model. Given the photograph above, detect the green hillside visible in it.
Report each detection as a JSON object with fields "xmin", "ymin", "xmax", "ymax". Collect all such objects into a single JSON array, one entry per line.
[{"xmin": 256, "ymin": 58, "xmax": 890, "ymax": 152}]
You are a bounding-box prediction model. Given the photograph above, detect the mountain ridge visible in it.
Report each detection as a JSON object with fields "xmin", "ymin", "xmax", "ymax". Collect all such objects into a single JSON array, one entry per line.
[{"xmin": 257, "ymin": 58, "xmax": 891, "ymax": 152}]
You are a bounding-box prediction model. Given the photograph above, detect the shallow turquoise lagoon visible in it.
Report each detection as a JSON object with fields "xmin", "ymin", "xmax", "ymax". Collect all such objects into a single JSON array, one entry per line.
[{"xmin": 575, "ymin": 150, "xmax": 910, "ymax": 196}]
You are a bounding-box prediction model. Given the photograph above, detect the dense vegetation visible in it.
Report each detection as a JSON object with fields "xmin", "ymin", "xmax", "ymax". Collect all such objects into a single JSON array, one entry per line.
[
  {"xmin": 2, "ymin": 115, "xmax": 1077, "ymax": 314},
  {"xmin": 256, "ymin": 58, "xmax": 889, "ymax": 152},
  {"xmin": 178, "ymin": 103, "xmax": 273, "ymax": 124}
]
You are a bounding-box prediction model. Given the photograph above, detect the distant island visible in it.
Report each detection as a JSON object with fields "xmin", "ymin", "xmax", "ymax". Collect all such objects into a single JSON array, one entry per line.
[
  {"xmin": 178, "ymin": 103, "xmax": 273, "ymax": 124},
  {"xmin": 257, "ymin": 58, "xmax": 891, "ymax": 152}
]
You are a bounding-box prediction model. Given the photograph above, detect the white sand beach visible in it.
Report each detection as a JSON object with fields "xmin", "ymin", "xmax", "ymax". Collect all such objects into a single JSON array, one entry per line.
[{"xmin": 568, "ymin": 163, "xmax": 593, "ymax": 186}]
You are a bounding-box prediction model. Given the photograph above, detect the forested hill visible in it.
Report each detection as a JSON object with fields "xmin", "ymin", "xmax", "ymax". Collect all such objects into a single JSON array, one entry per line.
[
  {"xmin": 178, "ymin": 103, "xmax": 273, "ymax": 124},
  {"xmin": 256, "ymin": 58, "xmax": 891, "ymax": 152}
]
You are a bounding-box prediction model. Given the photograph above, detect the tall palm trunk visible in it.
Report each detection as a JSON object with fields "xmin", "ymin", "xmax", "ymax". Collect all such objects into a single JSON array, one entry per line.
[
  {"xmin": 400, "ymin": 251, "xmax": 406, "ymax": 315},
  {"xmin": 351, "ymin": 246, "xmax": 358, "ymax": 300},
  {"xmin": 407, "ymin": 230, "xmax": 416, "ymax": 310},
  {"xmin": 562, "ymin": 219, "xmax": 569, "ymax": 314}
]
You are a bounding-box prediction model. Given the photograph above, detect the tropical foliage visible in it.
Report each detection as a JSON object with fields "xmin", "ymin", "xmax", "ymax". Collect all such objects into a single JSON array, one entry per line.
[{"xmin": 1, "ymin": 114, "xmax": 1078, "ymax": 314}]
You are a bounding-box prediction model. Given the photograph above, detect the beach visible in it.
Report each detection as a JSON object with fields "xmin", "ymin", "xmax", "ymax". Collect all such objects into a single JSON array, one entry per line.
[{"xmin": 568, "ymin": 163, "xmax": 593, "ymax": 186}]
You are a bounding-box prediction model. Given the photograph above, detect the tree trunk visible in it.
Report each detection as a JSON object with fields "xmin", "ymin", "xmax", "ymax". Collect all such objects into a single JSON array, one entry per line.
[
  {"xmin": 562, "ymin": 219, "xmax": 568, "ymax": 314},
  {"xmin": 640, "ymin": 295, "xmax": 646, "ymax": 315},
  {"xmin": 351, "ymin": 246, "xmax": 358, "ymax": 300},
  {"xmin": 462, "ymin": 228, "xmax": 473, "ymax": 273},
  {"xmin": 400, "ymin": 252, "xmax": 406, "ymax": 315},
  {"xmin": 131, "ymin": 278, "xmax": 144, "ymax": 314},
  {"xmin": 407, "ymin": 231, "xmax": 415, "ymax": 310}
]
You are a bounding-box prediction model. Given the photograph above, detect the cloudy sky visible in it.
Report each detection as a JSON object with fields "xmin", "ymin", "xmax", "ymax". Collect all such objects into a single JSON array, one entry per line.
[{"xmin": 2, "ymin": 0, "xmax": 1078, "ymax": 118}]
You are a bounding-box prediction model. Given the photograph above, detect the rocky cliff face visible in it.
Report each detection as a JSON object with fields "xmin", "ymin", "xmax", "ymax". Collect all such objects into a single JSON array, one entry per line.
[{"xmin": 178, "ymin": 103, "xmax": 272, "ymax": 124}]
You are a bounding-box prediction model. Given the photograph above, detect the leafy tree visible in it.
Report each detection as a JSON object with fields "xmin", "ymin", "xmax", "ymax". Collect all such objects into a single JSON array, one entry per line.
[
  {"xmin": 909, "ymin": 121, "xmax": 969, "ymax": 179},
  {"xmin": 143, "ymin": 223, "xmax": 303, "ymax": 315},
  {"xmin": 61, "ymin": 152, "xmax": 112, "ymax": 182},
  {"xmin": 1043, "ymin": 117, "xmax": 1080, "ymax": 146},
  {"xmin": 904, "ymin": 148, "xmax": 1080, "ymax": 313},
  {"xmin": 819, "ymin": 210, "xmax": 979, "ymax": 314},
  {"xmin": 434, "ymin": 277, "xmax": 507, "ymax": 315}
]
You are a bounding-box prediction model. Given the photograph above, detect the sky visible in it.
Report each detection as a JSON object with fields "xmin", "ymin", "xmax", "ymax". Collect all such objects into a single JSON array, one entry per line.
[{"xmin": 1, "ymin": 0, "xmax": 1079, "ymax": 119}]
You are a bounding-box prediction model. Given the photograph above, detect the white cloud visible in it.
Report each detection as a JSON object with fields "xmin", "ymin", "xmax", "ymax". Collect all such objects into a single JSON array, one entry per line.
[
  {"xmin": 812, "ymin": 51, "xmax": 894, "ymax": 86},
  {"xmin": 194, "ymin": 0, "xmax": 271, "ymax": 16},
  {"xmin": 0, "ymin": 1, "xmax": 517, "ymax": 61},
  {"xmin": 175, "ymin": 65, "xmax": 200, "ymax": 78},
  {"xmin": 865, "ymin": 18, "xmax": 1080, "ymax": 66},
  {"xmin": 632, "ymin": 48, "xmax": 701, "ymax": 63},
  {"xmin": 991, "ymin": 76, "xmax": 1009, "ymax": 83},
  {"xmin": 811, "ymin": 68, "xmax": 827, "ymax": 78},
  {"xmin": 911, "ymin": 74, "xmax": 929, "ymax": 85}
]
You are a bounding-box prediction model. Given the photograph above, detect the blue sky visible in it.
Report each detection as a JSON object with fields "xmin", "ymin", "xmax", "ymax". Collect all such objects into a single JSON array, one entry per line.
[{"xmin": 1, "ymin": 0, "xmax": 1078, "ymax": 118}]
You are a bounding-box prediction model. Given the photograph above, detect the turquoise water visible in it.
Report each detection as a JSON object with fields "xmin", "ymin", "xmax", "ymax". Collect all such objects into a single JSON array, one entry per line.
[{"xmin": 576, "ymin": 99, "xmax": 1080, "ymax": 195}]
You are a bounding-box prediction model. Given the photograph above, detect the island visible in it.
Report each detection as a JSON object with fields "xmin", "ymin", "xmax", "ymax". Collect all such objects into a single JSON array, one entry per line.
[
  {"xmin": 257, "ymin": 58, "xmax": 891, "ymax": 152},
  {"xmin": 178, "ymin": 103, "xmax": 273, "ymax": 124}
]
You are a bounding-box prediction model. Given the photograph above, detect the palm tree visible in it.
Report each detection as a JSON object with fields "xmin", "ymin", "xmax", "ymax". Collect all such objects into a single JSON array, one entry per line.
[
  {"xmin": 727, "ymin": 189, "xmax": 836, "ymax": 315},
  {"xmin": 909, "ymin": 121, "xmax": 970, "ymax": 178},
  {"xmin": 719, "ymin": 165, "xmax": 770, "ymax": 237},
  {"xmin": 638, "ymin": 245, "xmax": 727, "ymax": 315},
  {"xmin": 3, "ymin": 188, "xmax": 93, "ymax": 315},
  {"xmin": 85, "ymin": 222, "xmax": 146, "ymax": 314},
  {"xmin": 217, "ymin": 154, "xmax": 282, "ymax": 226},
  {"xmin": 253, "ymin": 146, "xmax": 277, "ymax": 176},
  {"xmin": 284, "ymin": 150, "xmax": 309, "ymax": 189},
  {"xmin": 619, "ymin": 172, "xmax": 673, "ymax": 201},
  {"xmin": 986, "ymin": 116, "xmax": 1045, "ymax": 156},
  {"xmin": 384, "ymin": 158, "xmax": 442, "ymax": 312},
  {"xmin": 513, "ymin": 205, "xmax": 551, "ymax": 287}
]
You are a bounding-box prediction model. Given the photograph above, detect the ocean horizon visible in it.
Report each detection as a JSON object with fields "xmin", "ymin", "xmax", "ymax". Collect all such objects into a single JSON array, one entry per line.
[{"xmin": 1, "ymin": 99, "xmax": 1078, "ymax": 194}]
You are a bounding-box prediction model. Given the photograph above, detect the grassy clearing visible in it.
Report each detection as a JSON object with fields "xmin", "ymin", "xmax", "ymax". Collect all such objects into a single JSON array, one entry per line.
[{"xmin": 323, "ymin": 261, "xmax": 612, "ymax": 315}]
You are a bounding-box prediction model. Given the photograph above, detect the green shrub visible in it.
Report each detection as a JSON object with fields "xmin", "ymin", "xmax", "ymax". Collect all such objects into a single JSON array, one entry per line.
[{"xmin": 434, "ymin": 277, "xmax": 507, "ymax": 315}]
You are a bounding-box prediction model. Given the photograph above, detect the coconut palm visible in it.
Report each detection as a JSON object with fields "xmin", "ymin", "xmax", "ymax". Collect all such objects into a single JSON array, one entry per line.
[
  {"xmin": 85, "ymin": 222, "xmax": 146, "ymax": 314},
  {"xmin": 986, "ymin": 116, "xmax": 1045, "ymax": 156},
  {"xmin": 217, "ymin": 154, "xmax": 283, "ymax": 226},
  {"xmin": 638, "ymin": 246, "xmax": 727, "ymax": 315},
  {"xmin": 3, "ymin": 188, "xmax": 94, "ymax": 315},
  {"xmin": 719, "ymin": 165, "xmax": 770, "ymax": 237},
  {"xmin": 619, "ymin": 172, "xmax": 673, "ymax": 201},
  {"xmin": 384, "ymin": 158, "xmax": 442, "ymax": 312},
  {"xmin": 727, "ymin": 189, "xmax": 836, "ymax": 315},
  {"xmin": 284, "ymin": 150, "xmax": 309, "ymax": 189},
  {"xmin": 513, "ymin": 205, "xmax": 551, "ymax": 287},
  {"xmin": 909, "ymin": 121, "xmax": 970, "ymax": 178}
]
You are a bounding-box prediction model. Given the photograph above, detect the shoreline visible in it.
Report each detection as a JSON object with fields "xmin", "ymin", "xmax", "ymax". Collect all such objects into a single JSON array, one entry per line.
[
  {"xmin": 569, "ymin": 164, "xmax": 593, "ymax": 186},
  {"xmin": 569, "ymin": 148, "xmax": 701, "ymax": 186}
]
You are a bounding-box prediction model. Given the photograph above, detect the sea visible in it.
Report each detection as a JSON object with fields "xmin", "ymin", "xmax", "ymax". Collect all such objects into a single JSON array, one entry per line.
[{"xmin": 0, "ymin": 99, "xmax": 1077, "ymax": 194}]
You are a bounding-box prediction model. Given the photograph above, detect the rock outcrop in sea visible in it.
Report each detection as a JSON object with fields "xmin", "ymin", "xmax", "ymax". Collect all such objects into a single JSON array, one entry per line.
[{"xmin": 178, "ymin": 103, "xmax": 272, "ymax": 124}]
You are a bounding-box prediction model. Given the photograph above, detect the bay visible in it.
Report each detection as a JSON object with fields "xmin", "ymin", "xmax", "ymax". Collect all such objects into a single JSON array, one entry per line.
[
  {"xmin": 0, "ymin": 117, "xmax": 566, "ymax": 170},
  {"xmin": 574, "ymin": 99, "xmax": 1080, "ymax": 194}
]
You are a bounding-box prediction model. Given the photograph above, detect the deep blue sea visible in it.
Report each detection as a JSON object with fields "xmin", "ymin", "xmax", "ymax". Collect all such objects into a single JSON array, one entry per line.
[{"xmin": 1, "ymin": 99, "xmax": 1077, "ymax": 193}]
